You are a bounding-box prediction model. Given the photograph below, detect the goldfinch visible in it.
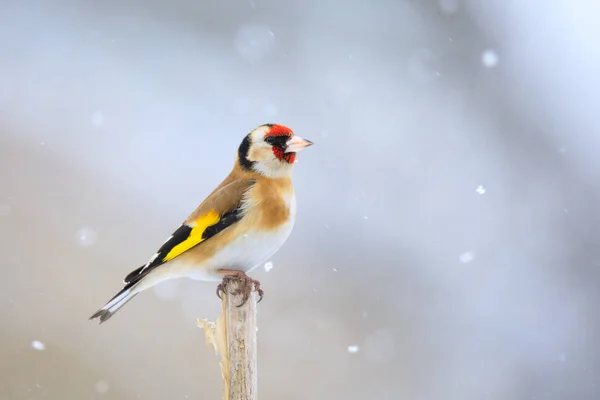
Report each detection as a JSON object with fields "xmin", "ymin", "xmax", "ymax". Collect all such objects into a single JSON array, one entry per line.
[{"xmin": 90, "ymin": 124, "xmax": 313, "ymax": 323}]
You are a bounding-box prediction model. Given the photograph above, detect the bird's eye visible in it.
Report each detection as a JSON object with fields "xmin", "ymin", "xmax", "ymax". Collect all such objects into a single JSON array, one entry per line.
[
  {"xmin": 265, "ymin": 136, "xmax": 289, "ymax": 146},
  {"xmin": 265, "ymin": 136, "xmax": 277, "ymax": 145}
]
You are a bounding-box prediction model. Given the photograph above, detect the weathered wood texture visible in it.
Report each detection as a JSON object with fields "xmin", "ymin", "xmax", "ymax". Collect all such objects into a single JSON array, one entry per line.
[{"xmin": 199, "ymin": 280, "xmax": 258, "ymax": 400}]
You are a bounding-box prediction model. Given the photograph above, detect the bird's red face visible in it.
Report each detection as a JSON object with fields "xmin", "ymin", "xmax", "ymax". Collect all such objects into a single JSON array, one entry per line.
[
  {"xmin": 239, "ymin": 123, "xmax": 314, "ymax": 177},
  {"xmin": 263, "ymin": 124, "xmax": 313, "ymax": 164}
]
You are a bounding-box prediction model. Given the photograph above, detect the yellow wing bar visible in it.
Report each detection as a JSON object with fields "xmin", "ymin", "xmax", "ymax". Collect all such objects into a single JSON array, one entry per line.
[{"xmin": 162, "ymin": 210, "xmax": 220, "ymax": 262}]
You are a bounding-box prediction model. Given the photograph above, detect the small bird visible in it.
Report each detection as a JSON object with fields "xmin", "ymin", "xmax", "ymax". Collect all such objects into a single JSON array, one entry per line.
[{"xmin": 90, "ymin": 123, "xmax": 313, "ymax": 323}]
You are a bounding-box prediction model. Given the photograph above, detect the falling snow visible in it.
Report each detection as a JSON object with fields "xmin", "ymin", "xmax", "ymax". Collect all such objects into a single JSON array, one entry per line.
[
  {"xmin": 31, "ymin": 340, "xmax": 46, "ymax": 351},
  {"xmin": 482, "ymin": 49, "xmax": 499, "ymax": 68},
  {"xmin": 1, "ymin": 5, "xmax": 593, "ymax": 399},
  {"xmin": 75, "ymin": 227, "xmax": 98, "ymax": 247},
  {"xmin": 459, "ymin": 251, "xmax": 475, "ymax": 263}
]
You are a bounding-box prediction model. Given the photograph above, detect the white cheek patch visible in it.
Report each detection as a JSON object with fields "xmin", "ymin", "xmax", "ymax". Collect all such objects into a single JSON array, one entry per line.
[{"xmin": 250, "ymin": 127, "xmax": 269, "ymax": 143}]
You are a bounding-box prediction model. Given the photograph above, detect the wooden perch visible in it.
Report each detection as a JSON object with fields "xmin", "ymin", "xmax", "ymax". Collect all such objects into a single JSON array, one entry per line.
[{"xmin": 198, "ymin": 279, "xmax": 258, "ymax": 400}]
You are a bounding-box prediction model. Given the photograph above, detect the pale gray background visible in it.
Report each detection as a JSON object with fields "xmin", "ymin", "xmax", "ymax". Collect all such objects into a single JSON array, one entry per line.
[{"xmin": 1, "ymin": 0, "xmax": 599, "ymax": 399}]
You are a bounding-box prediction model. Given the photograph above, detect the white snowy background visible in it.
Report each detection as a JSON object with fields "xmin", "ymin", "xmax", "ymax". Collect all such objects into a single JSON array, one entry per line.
[{"xmin": 1, "ymin": 0, "xmax": 599, "ymax": 399}]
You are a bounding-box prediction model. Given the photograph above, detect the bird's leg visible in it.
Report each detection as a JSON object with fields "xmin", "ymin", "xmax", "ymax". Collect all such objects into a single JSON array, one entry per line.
[{"xmin": 216, "ymin": 269, "xmax": 264, "ymax": 307}]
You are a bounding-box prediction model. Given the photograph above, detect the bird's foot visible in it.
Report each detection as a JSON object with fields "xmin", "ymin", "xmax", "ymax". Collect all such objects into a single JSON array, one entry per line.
[{"xmin": 216, "ymin": 269, "xmax": 264, "ymax": 307}]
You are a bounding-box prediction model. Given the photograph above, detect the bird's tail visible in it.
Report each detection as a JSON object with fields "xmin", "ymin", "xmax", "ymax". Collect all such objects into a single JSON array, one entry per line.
[{"xmin": 89, "ymin": 281, "xmax": 139, "ymax": 324}]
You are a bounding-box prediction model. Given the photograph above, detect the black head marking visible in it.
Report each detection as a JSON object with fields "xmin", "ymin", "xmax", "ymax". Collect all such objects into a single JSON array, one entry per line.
[
  {"xmin": 238, "ymin": 133, "xmax": 255, "ymax": 171},
  {"xmin": 265, "ymin": 135, "xmax": 289, "ymax": 147}
]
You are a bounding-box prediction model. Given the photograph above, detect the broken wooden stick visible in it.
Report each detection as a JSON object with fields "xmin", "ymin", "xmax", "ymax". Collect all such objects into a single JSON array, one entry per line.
[{"xmin": 198, "ymin": 279, "xmax": 258, "ymax": 400}]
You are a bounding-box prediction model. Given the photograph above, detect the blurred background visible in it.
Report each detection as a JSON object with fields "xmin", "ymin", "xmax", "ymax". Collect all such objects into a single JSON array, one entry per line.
[{"xmin": 1, "ymin": 0, "xmax": 599, "ymax": 399}]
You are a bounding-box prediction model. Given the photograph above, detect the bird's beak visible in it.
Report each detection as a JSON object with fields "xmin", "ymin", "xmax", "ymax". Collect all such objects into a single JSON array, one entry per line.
[{"xmin": 285, "ymin": 136, "xmax": 314, "ymax": 153}]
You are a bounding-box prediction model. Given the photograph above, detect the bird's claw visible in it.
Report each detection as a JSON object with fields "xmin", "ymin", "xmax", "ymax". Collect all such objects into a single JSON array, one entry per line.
[
  {"xmin": 254, "ymin": 282, "xmax": 264, "ymax": 304},
  {"xmin": 215, "ymin": 271, "xmax": 264, "ymax": 306},
  {"xmin": 216, "ymin": 275, "xmax": 236, "ymax": 299}
]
